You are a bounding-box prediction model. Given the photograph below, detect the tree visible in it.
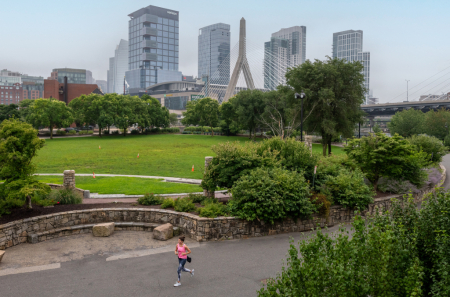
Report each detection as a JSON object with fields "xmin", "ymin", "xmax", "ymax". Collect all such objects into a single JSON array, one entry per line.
[
  {"xmin": 219, "ymin": 99, "xmax": 242, "ymax": 136},
  {"xmin": 344, "ymin": 132, "xmax": 428, "ymax": 191},
  {"xmin": 0, "ymin": 104, "xmax": 20, "ymax": 123},
  {"xmin": 372, "ymin": 123, "xmax": 381, "ymax": 133},
  {"xmin": 231, "ymin": 90, "xmax": 265, "ymax": 139},
  {"xmin": 286, "ymin": 57, "xmax": 366, "ymax": 156},
  {"xmin": 27, "ymin": 99, "xmax": 73, "ymax": 139},
  {"xmin": 19, "ymin": 99, "xmax": 35, "ymax": 122},
  {"xmin": 388, "ymin": 108, "xmax": 425, "ymax": 137},
  {"xmin": 182, "ymin": 97, "xmax": 219, "ymax": 136},
  {"xmin": 423, "ymin": 108, "xmax": 450, "ymax": 140},
  {"xmin": 169, "ymin": 113, "xmax": 179, "ymax": 127},
  {"xmin": 141, "ymin": 95, "xmax": 169, "ymax": 131}
]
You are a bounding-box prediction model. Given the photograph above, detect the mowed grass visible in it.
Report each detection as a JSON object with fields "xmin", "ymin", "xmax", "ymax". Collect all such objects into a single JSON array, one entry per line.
[
  {"xmin": 34, "ymin": 134, "xmax": 344, "ymax": 179},
  {"xmin": 34, "ymin": 176, "xmax": 202, "ymax": 195}
]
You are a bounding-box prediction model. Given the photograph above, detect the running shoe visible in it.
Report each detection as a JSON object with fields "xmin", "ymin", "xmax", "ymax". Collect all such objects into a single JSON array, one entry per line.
[
  {"xmin": 174, "ymin": 282, "xmax": 181, "ymax": 287},
  {"xmin": 191, "ymin": 269, "xmax": 195, "ymax": 277}
]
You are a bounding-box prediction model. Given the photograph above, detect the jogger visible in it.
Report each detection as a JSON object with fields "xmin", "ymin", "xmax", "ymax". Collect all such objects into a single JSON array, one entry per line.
[{"xmin": 174, "ymin": 236, "xmax": 194, "ymax": 287}]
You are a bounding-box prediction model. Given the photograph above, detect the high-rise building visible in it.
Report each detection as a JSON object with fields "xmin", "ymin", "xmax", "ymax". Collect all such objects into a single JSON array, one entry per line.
[
  {"xmin": 95, "ymin": 80, "xmax": 107, "ymax": 93},
  {"xmin": 332, "ymin": 30, "xmax": 371, "ymax": 103},
  {"xmin": 107, "ymin": 39, "xmax": 129, "ymax": 94},
  {"xmin": 198, "ymin": 23, "xmax": 230, "ymax": 85},
  {"xmin": 263, "ymin": 26, "xmax": 306, "ymax": 90},
  {"xmin": 125, "ymin": 5, "xmax": 181, "ymax": 91},
  {"xmin": 22, "ymin": 75, "xmax": 45, "ymax": 100}
]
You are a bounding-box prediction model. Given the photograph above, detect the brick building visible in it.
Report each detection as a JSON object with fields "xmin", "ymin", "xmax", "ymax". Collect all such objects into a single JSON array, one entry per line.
[
  {"xmin": 0, "ymin": 83, "xmax": 23, "ymax": 105},
  {"xmin": 44, "ymin": 79, "xmax": 102, "ymax": 104}
]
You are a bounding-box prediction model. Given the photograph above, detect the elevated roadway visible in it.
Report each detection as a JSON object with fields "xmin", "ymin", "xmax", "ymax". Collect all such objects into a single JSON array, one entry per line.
[{"xmin": 361, "ymin": 100, "xmax": 450, "ymax": 117}]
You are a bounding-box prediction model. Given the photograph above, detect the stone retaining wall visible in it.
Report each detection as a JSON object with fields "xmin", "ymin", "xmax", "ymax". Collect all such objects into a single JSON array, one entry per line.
[{"xmin": 0, "ymin": 165, "xmax": 445, "ymax": 249}]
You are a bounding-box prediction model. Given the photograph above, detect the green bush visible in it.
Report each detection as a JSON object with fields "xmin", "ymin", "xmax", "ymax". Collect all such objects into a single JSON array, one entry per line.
[
  {"xmin": 68, "ymin": 130, "xmax": 76, "ymax": 135},
  {"xmin": 150, "ymin": 127, "xmax": 161, "ymax": 133},
  {"xmin": 162, "ymin": 127, "xmax": 180, "ymax": 133},
  {"xmin": 56, "ymin": 130, "xmax": 66, "ymax": 136},
  {"xmin": 320, "ymin": 168, "xmax": 374, "ymax": 209},
  {"xmin": 47, "ymin": 188, "xmax": 83, "ymax": 205},
  {"xmin": 87, "ymin": 130, "xmax": 94, "ymax": 135},
  {"xmin": 230, "ymin": 167, "xmax": 315, "ymax": 224},
  {"xmin": 408, "ymin": 134, "xmax": 446, "ymax": 163},
  {"xmin": 310, "ymin": 193, "xmax": 331, "ymax": 217},
  {"xmin": 160, "ymin": 198, "xmax": 175, "ymax": 209},
  {"xmin": 185, "ymin": 193, "xmax": 206, "ymax": 203},
  {"xmin": 111, "ymin": 130, "xmax": 120, "ymax": 135},
  {"xmin": 138, "ymin": 193, "xmax": 163, "ymax": 205},
  {"xmin": 174, "ymin": 198, "xmax": 197, "ymax": 212},
  {"xmin": 200, "ymin": 197, "xmax": 217, "ymax": 206},
  {"xmin": 199, "ymin": 202, "xmax": 228, "ymax": 218},
  {"xmin": 79, "ymin": 130, "xmax": 88, "ymax": 135},
  {"xmin": 130, "ymin": 129, "xmax": 140, "ymax": 135}
]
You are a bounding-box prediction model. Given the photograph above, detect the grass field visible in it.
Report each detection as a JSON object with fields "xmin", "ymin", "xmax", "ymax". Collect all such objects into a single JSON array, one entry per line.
[
  {"xmin": 34, "ymin": 175, "xmax": 202, "ymax": 195},
  {"xmin": 34, "ymin": 134, "xmax": 344, "ymax": 179}
]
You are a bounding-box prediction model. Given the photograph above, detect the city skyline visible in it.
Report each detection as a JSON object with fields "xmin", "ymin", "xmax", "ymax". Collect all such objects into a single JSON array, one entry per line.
[{"xmin": 1, "ymin": 0, "xmax": 450, "ymax": 103}]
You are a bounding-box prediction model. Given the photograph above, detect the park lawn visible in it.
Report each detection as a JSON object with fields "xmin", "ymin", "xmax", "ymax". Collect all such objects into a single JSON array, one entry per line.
[
  {"xmin": 33, "ymin": 134, "xmax": 344, "ymax": 179},
  {"xmin": 34, "ymin": 176, "xmax": 203, "ymax": 195}
]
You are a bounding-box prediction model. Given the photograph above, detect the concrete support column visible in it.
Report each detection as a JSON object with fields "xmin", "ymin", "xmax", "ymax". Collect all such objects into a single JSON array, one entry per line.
[
  {"xmin": 203, "ymin": 157, "xmax": 214, "ymax": 198},
  {"xmin": 63, "ymin": 170, "xmax": 75, "ymax": 189}
]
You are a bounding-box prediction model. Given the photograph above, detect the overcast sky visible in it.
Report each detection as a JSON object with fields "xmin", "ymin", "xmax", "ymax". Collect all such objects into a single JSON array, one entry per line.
[{"xmin": 1, "ymin": 0, "xmax": 449, "ymax": 103}]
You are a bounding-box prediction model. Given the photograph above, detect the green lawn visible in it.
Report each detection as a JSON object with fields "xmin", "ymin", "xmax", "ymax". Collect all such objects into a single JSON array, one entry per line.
[
  {"xmin": 34, "ymin": 176, "xmax": 202, "ymax": 195},
  {"xmin": 34, "ymin": 134, "xmax": 344, "ymax": 179}
]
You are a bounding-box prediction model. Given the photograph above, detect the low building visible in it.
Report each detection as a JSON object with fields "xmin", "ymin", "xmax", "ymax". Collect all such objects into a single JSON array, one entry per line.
[
  {"xmin": 44, "ymin": 79, "xmax": 102, "ymax": 104},
  {"xmin": 0, "ymin": 83, "xmax": 23, "ymax": 105}
]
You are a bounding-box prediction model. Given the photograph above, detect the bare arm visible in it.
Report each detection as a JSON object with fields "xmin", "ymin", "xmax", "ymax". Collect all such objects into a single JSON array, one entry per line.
[
  {"xmin": 174, "ymin": 244, "xmax": 178, "ymax": 255},
  {"xmin": 183, "ymin": 245, "xmax": 192, "ymax": 256}
]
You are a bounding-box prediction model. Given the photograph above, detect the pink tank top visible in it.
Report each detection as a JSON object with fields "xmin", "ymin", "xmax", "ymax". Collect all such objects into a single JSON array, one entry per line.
[{"xmin": 177, "ymin": 244, "xmax": 187, "ymax": 259}]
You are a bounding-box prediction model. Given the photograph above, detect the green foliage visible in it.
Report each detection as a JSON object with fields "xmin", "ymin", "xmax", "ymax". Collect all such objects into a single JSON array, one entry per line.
[
  {"xmin": 0, "ymin": 118, "xmax": 45, "ymax": 182},
  {"xmin": 345, "ymin": 132, "xmax": 428, "ymax": 190},
  {"xmin": 230, "ymin": 167, "xmax": 314, "ymax": 224},
  {"xmin": 130, "ymin": 129, "xmax": 140, "ymax": 135},
  {"xmin": 444, "ymin": 133, "xmax": 450, "ymax": 147},
  {"xmin": 408, "ymin": 134, "xmax": 446, "ymax": 163},
  {"xmin": 423, "ymin": 108, "xmax": 450, "ymax": 140},
  {"xmin": 198, "ymin": 202, "xmax": 228, "ymax": 218},
  {"xmin": 321, "ymin": 168, "xmax": 374, "ymax": 209},
  {"xmin": 388, "ymin": 108, "xmax": 425, "ymax": 137},
  {"xmin": 26, "ymin": 98, "xmax": 73, "ymax": 139},
  {"xmin": 313, "ymin": 154, "xmax": 355, "ymax": 192},
  {"xmin": 160, "ymin": 198, "xmax": 175, "ymax": 209},
  {"xmin": 56, "ymin": 130, "xmax": 66, "ymax": 136},
  {"xmin": 286, "ymin": 57, "xmax": 366, "ymax": 156},
  {"xmin": 138, "ymin": 193, "xmax": 164, "ymax": 205},
  {"xmin": 169, "ymin": 113, "xmax": 179, "ymax": 127},
  {"xmin": 230, "ymin": 90, "xmax": 265, "ymax": 139},
  {"xmin": 47, "ymin": 188, "xmax": 82, "ymax": 205},
  {"xmin": 219, "ymin": 99, "xmax": 242, "ymax": 136},
  {"xmin": 372, "ymin": 123, "xmax": 381, "ymax": 133},
  {"xmin": 185, "ymin": 193, "xmax": 206, "ymax": 203},
  {"xmin": 174, "ymin": 198, "xmax": 197, "ymax": 212},
  {"xmin": 68, "ymin": 130, "xmax": 76, "ymax": 135},
  {"xmin": 310, "ymin": 193, "xmax": 331, "ymax": 217},
  {"xmin": 182, "ymin": 97, "xmax": 220, "ymax": 136},
  {"xmin": 0, "ymin": 104, "xmax": 20, "ymax": 123}
]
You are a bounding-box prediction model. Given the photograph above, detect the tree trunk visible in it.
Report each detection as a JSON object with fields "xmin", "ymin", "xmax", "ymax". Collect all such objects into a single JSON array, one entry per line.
[
  {"xmin": 322, "ymin": 140, "xmax": 327, "ymax": 157},
  {"xmin": 211, "ymin": 126, "xmax": 214, "ymax": 137},
  {"xmin": 249, "ymin": 129, "xmax": 252, "ymax": 139},
  {"xmin": 123, "ymin": 127, "xmax": 126, "ymax": 136},
  {"xmin": 328, "ymin": 139, "xmax": 332, "ymax": 156},
  {"xmin": 50, "ymin": 126, "xmax": 53, "ymax": 140},
  {"xmin": 26, "ymin": 195, "xmax": 32, "ymax": 209},
  {"xmin": 99, "ymin": 127, "xmax": 102, "ymax": 138},
  {"xmin": 108, "ymin": 125, "xmax": 110, "ymax": 134}
]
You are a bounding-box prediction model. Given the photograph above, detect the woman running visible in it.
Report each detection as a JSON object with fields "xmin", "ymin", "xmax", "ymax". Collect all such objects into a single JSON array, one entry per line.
[{"xmin": 174, "ymin": 236, "xmax": 194, "ymax": 287}]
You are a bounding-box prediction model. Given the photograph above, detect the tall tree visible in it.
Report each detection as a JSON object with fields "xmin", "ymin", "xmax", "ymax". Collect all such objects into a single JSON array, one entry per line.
[
  {"xmin": 182, "ymin": 97, "xmax": 219, "ymax": 136},
  {"xmin": 169, "ymin": 113, "xmax": 179, "ymax": 127},
  {"xmin": 27, "ymin": 99, "xmax": 73, "ymax": 139},
  {"xmin": 286, "ymin": 57, "xmax": 366, "ymax": 156},
  {"xmin": 423, "ymin": 108, "xmax": 450, "ymax": 140},
  {"xmin": 141, "ymin": 95, "xmax": 169, "ymax": 131},
  {"xmin": 0, "ymin": 104, "xmax": 20, "ymax": 123},
  {"xmin": 219, "ymin": 98, "xmax": 242, "ymax": 136},
  {"xmin": 231, "ymin": 90, "xmax": 265, "ymax": 139},
  {"xmin": 388, "ymin": 108, "xmax": 425, "ymax": 137}
]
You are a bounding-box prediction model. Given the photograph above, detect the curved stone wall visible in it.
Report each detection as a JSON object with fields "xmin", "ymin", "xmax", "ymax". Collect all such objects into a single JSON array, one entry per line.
[{"xmin": 0, "ymin": 165, "xmax": 446, "ymax": 250}]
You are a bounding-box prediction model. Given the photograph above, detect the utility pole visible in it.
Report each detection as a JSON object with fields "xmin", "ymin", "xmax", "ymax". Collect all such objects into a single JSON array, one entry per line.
[{"xmin": 406, "ymin": 79, "xmax": 410, "ymax": 102}]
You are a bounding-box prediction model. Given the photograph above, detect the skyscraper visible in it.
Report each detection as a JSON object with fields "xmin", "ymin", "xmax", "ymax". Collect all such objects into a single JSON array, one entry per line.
[
  {"xmin": 332, "ymin": 30, "xmax": 371, "ymax": 103},
  {"xmin": 125, "ymin": 5, "xmax": 181, "ymax": 91},
  {"xmin": 198, "ymin": 23, "xmax": 230, "ymax": 85},
  {"xmin": 263, "ymin": 26, "xmax": 306, "ymax": 90},
  {"xmin": 107, "ymin": 39, "xmax": 128, "ymax": 94}
]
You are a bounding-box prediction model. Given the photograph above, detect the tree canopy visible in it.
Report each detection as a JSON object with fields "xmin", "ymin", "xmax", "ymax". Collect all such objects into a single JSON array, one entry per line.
[
  {"xmin": 388, "ymin": 108, "xmax": 425, "ymax": 137},
  {"xmin": 182, "ymin": 97, "xmax": 220, "ymax": 136}
]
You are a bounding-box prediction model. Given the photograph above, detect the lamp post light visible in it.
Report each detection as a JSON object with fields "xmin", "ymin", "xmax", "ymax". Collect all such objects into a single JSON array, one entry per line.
[{"xmin": 295, "ymin": 91, "xmax": 306, "ymax": 141}]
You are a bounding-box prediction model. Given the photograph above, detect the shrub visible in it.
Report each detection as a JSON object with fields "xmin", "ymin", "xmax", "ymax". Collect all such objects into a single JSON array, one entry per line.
[
  {"xmin": 185, "ymin": 193, "xmax": 206, "ymax": 203},
  {"xmin": 310, "ymin": 193, "xmax": 331, "ymax": 217},
  {"xmin": 200, "ymin": 197, "xmax": 218, "ymax": 206},
  {"xmin": 68, "ymin": 130, "xmax": 76, "ymax": 135},
  {"xmin": 87, "ymin": 130, "xmax": 94, "ymax": 134},
  {"xmin": 408, "ymin": 134, "xmax": 446, "ymax": 163},
  {"xmin": 138, "ymin": 193, "xmax": 163, "ymax": 205},
  {"xmin": 321, "ymin": 168, "xmax": 374, "ymax": 209},
  {"xmin": 160, "ymin": 198, "xmax": 175, "ymax": 209},
  {"xmin": 230, "ymin": 167, "xmax": 315, "ymax": 224},
  {"xmin": 47, "ymin": 188, "xmax": 83, "ymax": 205},
  {"xmin": 103, "ymin": 130, "xmax": 110, "ymax": 135},
  {"xmin": 130, "ymin": 129, "xmax": 140, "ymax": 135},
  {"xmin": 198, "ymin": 203, "xmax": 228, "ymax": 218},
  {"xmin": 174, "ymin": 198, "xmax": 197, "ymax": 212},
  {"xmin": 79, "ymin": 130, "xmax": 88, "ymax": 135},
  {"xmin": 150, "ymin": 127, "xmax": 161, "ymax": 133},
  {"xmin": 313, "ymin": 154, "xmax": 355, "ymax": 192},
  {"xmin": 111, "ymin": 130, "xmax": 120, "ymax": 135},
  {"xmin": 162, "ymin": 127, "xmax": 180, "ymax": 133},
  {"xmin": 56, "ymin": 130, "xmax": 66, "ymax": 136}
]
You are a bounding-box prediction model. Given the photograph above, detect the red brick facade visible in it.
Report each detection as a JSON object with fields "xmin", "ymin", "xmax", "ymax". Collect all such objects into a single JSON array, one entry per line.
[
  {"xmin": 0, "ymin": 83, "xmax": 23, "ymax": 105},
  {"xmin": 43, "ymin": 79, "xmax": 99, "ymax": 104}
]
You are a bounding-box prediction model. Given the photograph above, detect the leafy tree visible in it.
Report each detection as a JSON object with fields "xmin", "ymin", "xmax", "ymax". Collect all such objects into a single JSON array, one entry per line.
[
  {"xmin": 141, "ymin": 95, "xmax": 169, "ymax": 131},
  {"xmin": 345, "ymin": 132, "xmax": 428, "ymax": 190},
  {"xmin": 286, "ymin": 57, "xmax": 366, "ymax": 156},
  {"xmin": 27, "ymin": 98, "xmax": 73, "ymax": 139},
  {"xmin": 372, "ymin": 123, "xmax": 381, "ymax": 133},
  {"xmin": 182, "ymin": 97, "xmax": 219, "ymax": 136},
  {"xmin": 0, "ymin": 104, "xmax": 20, "ymax": 123},
  {"xmin": 19, "ymin": 99, "xmax": 35, "ymax": 122},
  {"xmin": 423, "ymin": 108, "xmax": 450, "ymax": 140},
  {"xmin": 231, "ymin": 89, "xmax": 265, "ymax": 139},
  {"xmin": 388, "ymin": 108, "xmax": 425, "ymax": 137},
  {"xmin": 219, "ymin": 99, "xmax": 241, "ymax": 136},
  {"xmin": 169, "ymin": 113, "xmax": 179, "ymax": 127}
]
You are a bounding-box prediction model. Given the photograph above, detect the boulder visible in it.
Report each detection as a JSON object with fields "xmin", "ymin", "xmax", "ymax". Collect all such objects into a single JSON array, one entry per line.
[
  {"xmin": 153, "ymin": 223, "xmax": 173, "ymax": 241},
  {"xmin": 93, "ymin": 223, "xmax": 115, "ymax": 237},
  {"xmin": 0, "ymin": 250, "xmax": 5, "ymax": 262}
]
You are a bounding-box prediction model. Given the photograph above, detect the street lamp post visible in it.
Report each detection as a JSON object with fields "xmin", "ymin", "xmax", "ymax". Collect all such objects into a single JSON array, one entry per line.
[
  {"xmin": 406, "ymin": 79, "xmax": 410, "ymax": 102},
  {"xmin": 295, "ymin": 91, "xmax": 306, "ymax": 142}
]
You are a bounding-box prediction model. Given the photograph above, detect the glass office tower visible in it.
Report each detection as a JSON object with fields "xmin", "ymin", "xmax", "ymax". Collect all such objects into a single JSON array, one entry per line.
[
  {"xmin": 263, "ymin": 26, "xmax": 306, "ymax": 90},
  {"xmin": 198, "ymin": 23, "xmax": 230, "ymax": 85},
  {"xmin": 332, "ymin": 30, "xmax": 371, "ymax": 103},
  {"xmin": 125, "ymin": 5, "xmax": 181, "ymax": 90},
  {"xmin": 52, "ymin": 68, "xmax": 87, "ymax": 84},
  {"xmin": 107, "ymin": 39, "xmax": 129, "ymax": 94}
]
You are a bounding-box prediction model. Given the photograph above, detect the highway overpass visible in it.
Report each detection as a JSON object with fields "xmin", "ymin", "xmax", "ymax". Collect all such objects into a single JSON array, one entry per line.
[{"xmin": 361, "ymin": 100, "xmax": 450, "ymax": 117}]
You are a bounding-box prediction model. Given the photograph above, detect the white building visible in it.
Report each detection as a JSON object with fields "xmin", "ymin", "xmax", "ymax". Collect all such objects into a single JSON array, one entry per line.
[{"xmin": 107, "ymin": 39, "xmax": 129, "ymax": 94}]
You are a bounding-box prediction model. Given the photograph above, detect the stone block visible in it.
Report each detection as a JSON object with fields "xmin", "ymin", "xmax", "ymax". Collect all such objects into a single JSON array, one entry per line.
[
  {"xmin": 92, "ymin": 223, "xmax": 115, "ymax": 237},
  {"xmin": 153, "ymin": 223, "xmax": 173, "ymax": 241},
  {"xmin": 83, "ymin": 190, "xmax": 90, "ymax": 199},
  {"xmin": 0, "ymin": 250, "xmax": 4, "ymax": 262}
]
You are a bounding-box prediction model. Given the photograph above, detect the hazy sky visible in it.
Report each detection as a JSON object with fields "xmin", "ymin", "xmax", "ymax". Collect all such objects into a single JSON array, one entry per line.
[{"xmin": 1, "ymin": 0, "xmax": 450, "ymax": 103}]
